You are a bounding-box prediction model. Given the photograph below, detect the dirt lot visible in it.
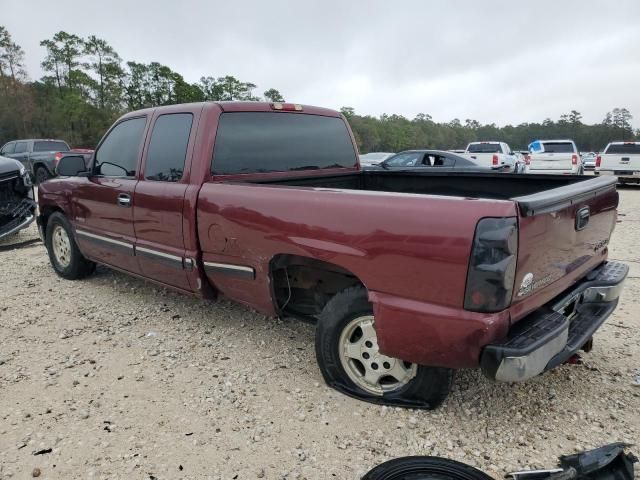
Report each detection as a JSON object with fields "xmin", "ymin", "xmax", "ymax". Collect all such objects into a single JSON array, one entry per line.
[{"xmin": 1, "ymin": 190, "xmax": 639, "ymax": 480}]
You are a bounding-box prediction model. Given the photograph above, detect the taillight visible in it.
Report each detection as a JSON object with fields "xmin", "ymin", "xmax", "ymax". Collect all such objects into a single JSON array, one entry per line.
[
  {"xmin": 54, "ymin": 152, "xmax": 63, "ymax": 165},
  {"xmin": 524, "ymin": 154, "xmax": 531, "ymax": 165},
  {"xmin": 464, "ymin": 217, "xmax": 518, "ymax": 313},
  {"xmin": 492, "ymin": 154, "xmax": 499, "ymax": 165},
  {"xmin": 571, "ymin": 154, "xmax": 578, "ymax": 165},
  {"xmin": 596, "ymin": 155, "xmax": 602, "ymax": 168}
]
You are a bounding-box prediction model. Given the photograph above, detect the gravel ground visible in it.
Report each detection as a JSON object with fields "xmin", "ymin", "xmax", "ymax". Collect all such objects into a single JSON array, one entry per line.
[{"xmin": 1, "ymin": 189, "xmax": 639, "ymax": 480}]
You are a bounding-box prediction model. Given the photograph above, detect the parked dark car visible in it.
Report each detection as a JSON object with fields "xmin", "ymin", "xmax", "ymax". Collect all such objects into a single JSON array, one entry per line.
[
  {"xmin": 365, "ymin": 149, "xmax": 516, "ymax": 172},
  {"xmin": 0, "ymin": 139, "xmax": 93, "ymax": 184},
  {"xmin": 0, "ymin": 155, "xmax": 36, "ymax": 239},
  {"xmin": 38, "ymin": 101, "xmax": 626, "ymax": 409}
]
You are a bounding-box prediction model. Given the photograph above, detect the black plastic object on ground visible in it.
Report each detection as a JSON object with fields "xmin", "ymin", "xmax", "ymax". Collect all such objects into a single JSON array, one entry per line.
[
  {"xmin": 361, "ymin": 456, "xmax": 494, "ymax": 480},
  {"xmin": 362, "ymin": 444, "xmax": 636, "ymax": 480}
]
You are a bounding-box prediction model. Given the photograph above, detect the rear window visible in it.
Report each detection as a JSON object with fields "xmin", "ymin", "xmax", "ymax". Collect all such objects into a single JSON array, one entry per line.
[
  {"xmin": 467, "ymin": 143, "xmax": 501, "ymax": 153},
  {"xmin": 540, "ymin": 142, "xmax": 575, "ymax": 153},
  {"xmin": 34, "ymin": 141, "xmax": 69, "ymax": 152},
  {"xmin": 212, "ymin": 112, "xmax": 356, "ymax": 175},
  {"xmin": 605, "ymin": 143, "xmax": 640, "ymax": 155}
]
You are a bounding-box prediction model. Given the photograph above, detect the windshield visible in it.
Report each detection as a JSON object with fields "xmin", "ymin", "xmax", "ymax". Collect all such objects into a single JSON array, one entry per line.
[
  {"xmin": 605, "ymin": 143, "xmax": 640, "ymax": 155},
  {"xmin": 467, "ymin": 143, "xmax": 501, "ymax": 153},
  {"xmin": 34, "ymin": 140, "xmax": 69, "ymax": 152},
  {"xmin": 383, "ymin": 152, "xmax": 422, "ymax": 167}
]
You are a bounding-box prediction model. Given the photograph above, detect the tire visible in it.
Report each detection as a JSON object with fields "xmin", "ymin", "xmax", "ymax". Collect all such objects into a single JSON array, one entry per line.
[
  {"xmin": 315, "ymin": 286, "xmax": 454, "ymax": 409},
  {"xmin": 45, "ymin": 212, "xmax": 95, "ymax": 280},
  {"xmin": 362, "ymin": 456, "xmax": 494, "ymax": 480},
  {"xmin": 35, "ymin": 166, "xmax": 51, "ymax": 184}
]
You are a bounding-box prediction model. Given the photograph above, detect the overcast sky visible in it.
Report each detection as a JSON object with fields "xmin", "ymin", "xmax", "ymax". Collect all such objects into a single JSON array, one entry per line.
[{"xmin": 2, "ymin": 0, "xmax": 639, "ymax": 127}]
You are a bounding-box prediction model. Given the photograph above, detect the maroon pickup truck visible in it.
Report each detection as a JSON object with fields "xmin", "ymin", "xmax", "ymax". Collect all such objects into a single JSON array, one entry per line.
[{"xmin": 37, "ymin": 102, "xmax": 627, "ymax": 409}]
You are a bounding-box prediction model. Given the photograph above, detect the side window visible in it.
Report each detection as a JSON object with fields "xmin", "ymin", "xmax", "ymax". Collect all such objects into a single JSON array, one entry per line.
[
  {"xmin": 95, "ymin": 117, "xmax": 146, "ymax": 177},
  {"xmin": 1, "ymin": 142, "xmax": 15, "ymax": 154},
  {"xmin": 145, "ymin": 113, "xmax": 193, "ymax": 182},
  {"xmin": 14, "ymin": 142, "xmax": 28, "ymax": 153},
  {"xmin": 432, "ymin": 155, "xmax": 455, "ymax": 167}
]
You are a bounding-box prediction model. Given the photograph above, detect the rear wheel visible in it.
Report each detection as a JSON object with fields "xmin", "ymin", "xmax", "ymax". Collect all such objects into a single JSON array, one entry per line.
[
  {"xmin": 35, "ymin": 166, "xmax": 51, "ymax": 184},
  {"xmin": 45, "ymin": 212, "xmax": 95, "ymax": 279},
  {"xmin": 315, "ymin": 286, "xmax": 453, "ymax": 409},
  {"xmin": 362, "ymin": 456, "xmax": 494, "ymax": 480}
]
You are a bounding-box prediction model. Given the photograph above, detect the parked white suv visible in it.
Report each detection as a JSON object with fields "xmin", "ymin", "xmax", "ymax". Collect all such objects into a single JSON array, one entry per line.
[
  {"xmin": 526, "ymin": 139, "xmax": 582, "ymax": 175},
  {"xmin": 596, "ymin": 141, "xmax": 640, "ymax": 184},
  {"xmin": 461, "ymin": 141, "xmax": 522, "ymax": 172}
]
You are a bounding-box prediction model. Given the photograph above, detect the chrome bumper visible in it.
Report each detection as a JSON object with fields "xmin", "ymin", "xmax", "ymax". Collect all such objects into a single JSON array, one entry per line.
[{"xmin": 481, "ymin": 261, "xmax": 628, "ymax": 382}]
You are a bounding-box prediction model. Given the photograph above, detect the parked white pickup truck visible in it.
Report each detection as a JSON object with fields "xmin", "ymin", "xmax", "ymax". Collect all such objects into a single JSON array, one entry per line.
[
  {"xmin": 462, "ymin": 141, "xmax": 521, "ymax": 172},
  {"xmin": 526, "ymin": 139, "xmax": 582, "ymax": 175},
  {"xmin": 596, "ymin": 141, "xmax": 640, "ymax": 184}
]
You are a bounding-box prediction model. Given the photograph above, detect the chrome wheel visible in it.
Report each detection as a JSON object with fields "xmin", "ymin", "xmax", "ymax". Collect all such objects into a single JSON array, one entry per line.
[
  {"xmin": 338, "ymin": 315, "xmax": 417, "ymax": 396},
  {"xmin": 52, "ymin": 225, "xmax": 72, "ymax": 268}
]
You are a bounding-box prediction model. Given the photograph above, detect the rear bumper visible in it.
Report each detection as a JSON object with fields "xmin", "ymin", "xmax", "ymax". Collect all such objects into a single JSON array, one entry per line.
[
  {"xmin": 596, "ymin": 170, "xmax": 640, "ymax": 181},
  {"xmin": 525, "ymin": 168, "xmax": 579, "ymax": 175},
  {"xmin": 480, "ymin": 261, "xmax": 627, "ymax": 382}
]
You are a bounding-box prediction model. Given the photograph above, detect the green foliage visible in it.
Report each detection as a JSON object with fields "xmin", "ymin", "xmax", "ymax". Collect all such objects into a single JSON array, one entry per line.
[
  {"xmin": 263, "ymin": 88, "xmax": 284, "ymax": 102},
  {"xmin": 0, "ymin": 25, "xmax": 637, "ymax": 153},
  {"xmin": 348, "ymin": 108, "xmax": 637, "ymax": 153}
]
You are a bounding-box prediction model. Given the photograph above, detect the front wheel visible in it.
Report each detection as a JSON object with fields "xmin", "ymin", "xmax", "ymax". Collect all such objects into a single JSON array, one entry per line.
[
  {"xmin": 45, "ymin": 212, "xmax": 95, "ymax": 279},
  {"xmin": 315, "ymin": 286, "xmax": 454, "ymax": 409}
]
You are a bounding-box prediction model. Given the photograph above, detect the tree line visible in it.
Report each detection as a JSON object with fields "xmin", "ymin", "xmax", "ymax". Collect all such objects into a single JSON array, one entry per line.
[{"xmin": 1, "ymin": 25, "xmax": 638, "ymax": 152}]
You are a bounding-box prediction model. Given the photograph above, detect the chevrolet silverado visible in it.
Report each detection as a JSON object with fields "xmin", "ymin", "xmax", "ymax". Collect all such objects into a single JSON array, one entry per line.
[
  {"xmin": 37, "ymin": 102, "xmax": 627, "ymax": 408},
  {"xmin": 595, "ymin": 141, "xmax": 640, "ymax": 184}
]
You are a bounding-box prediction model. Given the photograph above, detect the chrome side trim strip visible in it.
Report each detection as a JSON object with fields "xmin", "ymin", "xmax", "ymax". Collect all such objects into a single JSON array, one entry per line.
[
  {"xmin": 204, "ymin": 261, "xmax": 255, "ymax": 279},
  {"xmin": 135, "ymin": 245, "xmax": 184, "ymax": 269},
  {"xmin": 75, "ymin": 229, "xmax": 133, "ymax": 250},
  {"xmin": 135, "ymin": 246, "xmax": 182, "ymax": 262}
]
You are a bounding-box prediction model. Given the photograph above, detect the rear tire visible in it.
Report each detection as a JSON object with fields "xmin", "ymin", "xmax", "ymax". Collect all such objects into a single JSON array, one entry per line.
[
  {"xmin": 315, "ymin": 286, "xmax": 454, "ymax": 409},
  {"xmin": 362, "ymin": 456, "xmax": 494, "ymax": 480},
  {"xmin": 35, "ymin": 166, "xmax": 51, "ymax": 184},
  {"xmin": 45, "ymin": 212, "xmax": 95, "ymax": 280}
]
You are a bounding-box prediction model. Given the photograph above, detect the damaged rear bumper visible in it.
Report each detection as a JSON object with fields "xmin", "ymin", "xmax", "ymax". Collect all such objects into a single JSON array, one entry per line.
[{"xmin": 480, "ymin": 261, "xmax": 628, "ymax": 382}]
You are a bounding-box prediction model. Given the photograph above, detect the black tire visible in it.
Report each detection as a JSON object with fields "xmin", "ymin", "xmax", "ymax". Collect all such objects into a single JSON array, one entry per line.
[
  {"xmin": 315, "ymin": 286, "xmax": 454, "ymax": 409},
  {"xmin": 362, "ymin": 456, "xmax": 494, "ymax": 480},
  {"xmin": 45, "ymin": 212, "xmax": 95, "ymax": 280},
  {"xmin": 35, "ymin": 166, "xmax": 51, "ymax": 184}
]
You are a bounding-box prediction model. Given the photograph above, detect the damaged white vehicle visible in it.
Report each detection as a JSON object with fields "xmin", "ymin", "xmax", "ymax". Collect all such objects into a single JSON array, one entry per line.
[{"xmin": 0, "ymin": 155, "xmax": 36, "ymax": 239}]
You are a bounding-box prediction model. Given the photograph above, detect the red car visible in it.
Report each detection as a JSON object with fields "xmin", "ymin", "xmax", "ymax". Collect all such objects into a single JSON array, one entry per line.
[{"xmin": 37, "ymin": 102, "xmax": 627, "ymax": 408}]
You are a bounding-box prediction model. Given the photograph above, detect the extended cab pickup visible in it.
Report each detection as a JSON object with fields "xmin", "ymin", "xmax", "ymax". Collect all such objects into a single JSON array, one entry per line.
[
  {"xmin": 38, "ymin": 102, "xmax": 627, "ymax": 409},
  {"xmin": 461, "ymin": 141, "xmax": 521, "ymax": 172},
  {"xmin": 595, "ymin": 141, "xmax": 640, "ymax": 184}
]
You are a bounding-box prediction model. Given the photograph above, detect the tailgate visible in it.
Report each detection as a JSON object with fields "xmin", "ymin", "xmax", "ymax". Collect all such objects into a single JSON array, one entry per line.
[
  {"xmin": 600, "ymin": 154, "xmax": 640, "ymax": 172},
  {"xmin": 529, "ymin": 153, "xmax": 572, "ymax": 170},
  {"xmin": 510, "ymin": 176, "xmax": 618, "ymax": 318}
]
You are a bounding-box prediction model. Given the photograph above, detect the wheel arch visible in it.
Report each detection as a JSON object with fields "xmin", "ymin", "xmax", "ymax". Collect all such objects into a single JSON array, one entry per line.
[{"xmin": 269, "ymin": 253, "xmax": 366, "ymax": 320}]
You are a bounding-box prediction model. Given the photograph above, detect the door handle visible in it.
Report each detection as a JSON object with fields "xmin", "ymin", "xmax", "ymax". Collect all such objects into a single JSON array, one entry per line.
[{"xmin": 117, "ymin": 193, "xmax": 131, "ymax": 207}]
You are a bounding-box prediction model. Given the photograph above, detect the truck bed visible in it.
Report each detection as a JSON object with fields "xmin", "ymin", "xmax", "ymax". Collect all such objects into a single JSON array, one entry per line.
[{"xmin": 252, "ymin": 171, "xmax": 614, "ymax": 216}]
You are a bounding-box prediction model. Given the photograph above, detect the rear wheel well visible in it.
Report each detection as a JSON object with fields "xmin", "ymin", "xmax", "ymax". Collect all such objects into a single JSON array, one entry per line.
[{"xmin": 270, "ymin": 254, "xmax": 364, "ymax": 320}]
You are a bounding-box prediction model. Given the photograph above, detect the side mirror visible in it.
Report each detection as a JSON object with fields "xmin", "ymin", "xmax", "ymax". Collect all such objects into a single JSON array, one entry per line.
[{"xmin": 56, "ymin": 155, "xmax": 88, "ymax": 176}]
